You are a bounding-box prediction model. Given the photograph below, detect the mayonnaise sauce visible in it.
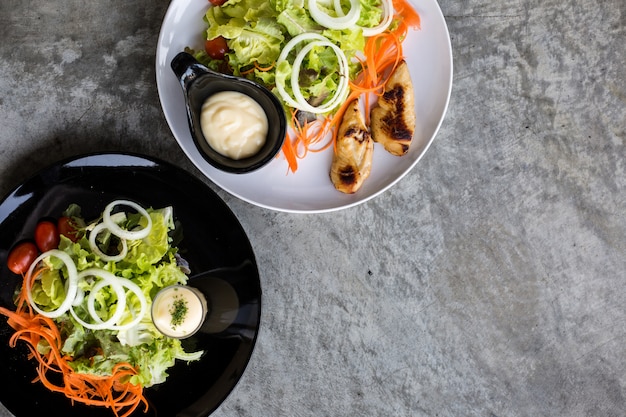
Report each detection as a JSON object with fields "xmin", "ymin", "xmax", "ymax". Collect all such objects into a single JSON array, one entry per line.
[
  {"xmin": 151, "ymin": 285, "xmax": 207, "ymax": 338},
  {"xmin": 200, "ymin": 91, "xmax": 269, "ymax": 160}
]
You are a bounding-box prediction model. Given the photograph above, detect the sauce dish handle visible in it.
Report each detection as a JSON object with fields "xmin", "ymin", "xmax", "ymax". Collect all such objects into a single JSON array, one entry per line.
[{"xmin": 171, "ymin": 52, "xmax": 212, "ymax": 90}]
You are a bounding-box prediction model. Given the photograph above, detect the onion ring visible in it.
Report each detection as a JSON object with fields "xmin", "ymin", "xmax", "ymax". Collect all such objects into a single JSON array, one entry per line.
[
  {"xmin": 88, "ymin": 222, "xmax": 128, "ymax": 262},
  {"xmin": 102, "ymin": 200, "xmax": 152, "ymax": 241},
  {"xmin": 26, "ymin": 250, "xmax": 78, "ymax": 319}
]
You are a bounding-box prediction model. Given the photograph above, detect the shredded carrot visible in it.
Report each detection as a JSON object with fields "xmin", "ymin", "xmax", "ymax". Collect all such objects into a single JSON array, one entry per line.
[
  {"xmin": 278, "ymin": 3, "xmax": 421, "ymax": 173},
  {"xmin": 254, "ymin": 61, "xmax": 276, "ymax": 72},
  {"xmin": 293, "ymin": 117, "xmax": 334, "ymax": 158},
  {"xmin": 240, "ymin": 67, "xmax": 256, "ymax": 76},
  {"xmin": 281, "ymin": 132, "xmax": 299, "ymax": 173},
  {"xmin": 392, "ymin": 0, "xmax": 421, "ymax": 29},
  {"xmin": 0, "ymin": 272, "xmax": 148, "ymax": 417},
  {"xmin": 240, "ymin": 61, "xmax": 276, "ymax": 76}
]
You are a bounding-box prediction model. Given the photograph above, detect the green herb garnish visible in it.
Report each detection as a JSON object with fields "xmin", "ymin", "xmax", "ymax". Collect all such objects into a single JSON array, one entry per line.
[{"xmin": 170, "ymin": 296, "xmax": 188, "ymax": 329}]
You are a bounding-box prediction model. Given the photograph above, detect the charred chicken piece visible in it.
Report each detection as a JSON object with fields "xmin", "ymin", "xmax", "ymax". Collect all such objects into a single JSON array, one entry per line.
[
  {"xmin": 370, "ymin": 60, "xmax": 416, "ymax": 156},
  {"xmin": 330, "ymin": 100, "xmax": 374, "ymax": 194}
]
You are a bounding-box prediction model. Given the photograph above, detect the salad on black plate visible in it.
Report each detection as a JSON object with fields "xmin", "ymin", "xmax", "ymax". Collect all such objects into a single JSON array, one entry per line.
[{"xmin": 1, "ymin": 200, "xmax": 203, "ymax": 417}]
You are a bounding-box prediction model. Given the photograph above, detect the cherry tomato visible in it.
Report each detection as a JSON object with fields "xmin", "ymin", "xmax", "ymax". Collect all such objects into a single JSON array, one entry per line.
[
  {"xmin": 205, "ymin": 36, "xmax": 229, "ymax": 60},
  {"xmin": 7, "ymin": 241, "xmax": 38, "ymax": 275},
  {"xmin": 58, "ymin": 216, "xmax": 80, "ymax": 242},
  {"xmin": 208, "ymin": 0, "xmax": 227, "ymax": 5},
  {"xmin": 35, "ymin": 220, "xmax": 60, "ymax": 252}
]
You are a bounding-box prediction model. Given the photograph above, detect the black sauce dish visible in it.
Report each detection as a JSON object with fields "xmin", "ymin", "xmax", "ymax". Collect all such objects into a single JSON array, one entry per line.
[{"xmin": 171, "ymin": 52, "xmax": 287, "ymax": 174}]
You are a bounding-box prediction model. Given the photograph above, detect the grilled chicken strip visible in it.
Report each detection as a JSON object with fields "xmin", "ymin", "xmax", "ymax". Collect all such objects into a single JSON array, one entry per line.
[
  {"xmin": 330, "ymin": 100, "xmax": 374, "ymax": 194},
  {"xmin": 370, "ymin": 60, "xmax": 416, "ymax": 156}
]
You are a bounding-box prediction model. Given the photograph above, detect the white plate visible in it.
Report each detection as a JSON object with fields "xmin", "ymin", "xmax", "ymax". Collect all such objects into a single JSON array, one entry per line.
[{"xmin": 156, "ymin": 0, "xmax": 452, "ymax": 213}]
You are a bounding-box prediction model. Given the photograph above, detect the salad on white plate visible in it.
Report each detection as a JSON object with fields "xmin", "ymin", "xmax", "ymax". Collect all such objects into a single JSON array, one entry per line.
[
  {"xmin": 156, "ymin": 0, "xmax": 453, "ymax": 212},
  {"xmin": 189, "ymin": 0, "xmax": 422, "ymax": 172}
]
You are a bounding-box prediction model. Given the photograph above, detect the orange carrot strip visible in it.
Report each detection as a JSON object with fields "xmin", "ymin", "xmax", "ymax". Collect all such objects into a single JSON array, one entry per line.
[
  {"xmin": 241, "ymin": 61, "xmax": 276, "ymax": 76},
  {"xmin": 281, "ymin": 131, "xmax": 298, "ymax": 173},
  {"xmin": 292, "ymin": 117, "xmax": 334, "ymax": 158},
  {"xmin": 254, "ymin": 61, "xmax": 275, "ymax": 71},
  {"xmin": 239, "ymin": 67, "xmax": 256, "ymax": 76},
  {"xmin": 392, "ymin": 0, "xmax": 421, "ymax": 29}
]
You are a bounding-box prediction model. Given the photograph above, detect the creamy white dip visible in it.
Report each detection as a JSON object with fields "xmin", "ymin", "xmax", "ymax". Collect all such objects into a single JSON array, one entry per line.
[
  {"xmin": 152, "ymin": 285, "xmax": 207, "ymax": 338},
  {"xmin": 200, "ymin": 91, "xmax": 268, "ymax": 160}
]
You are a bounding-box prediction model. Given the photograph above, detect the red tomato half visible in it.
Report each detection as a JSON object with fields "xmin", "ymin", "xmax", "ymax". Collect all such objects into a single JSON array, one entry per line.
[
  {"xmin": 7, "ymin": 241, "xmax": 38, "ymax": 275},
  {"xmin": 58, "ymin": 216, "xmax": 80, "ymax": 242},
  {"xmin": 209, "ymin": 0, "xmax": 227, "ymax": 5},
  {"xmin": 35, "ymin": 220, "xmax": 60, "ymax": 252},
  {"xmin": 205, "ymin": 36, "xmax": 229, "ymax": 60}
]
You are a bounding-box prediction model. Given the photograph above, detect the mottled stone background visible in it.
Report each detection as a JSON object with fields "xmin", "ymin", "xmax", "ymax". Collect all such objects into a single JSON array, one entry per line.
[{"xmin": 0, "ymin": 0, "xmax": 624, "ymax": 416}]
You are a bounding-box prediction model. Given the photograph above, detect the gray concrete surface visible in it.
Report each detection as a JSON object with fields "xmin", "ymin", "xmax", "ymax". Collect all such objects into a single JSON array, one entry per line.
[{"xmin": 0, "ymin": 0, "xmax": 624, "ymax": 416}]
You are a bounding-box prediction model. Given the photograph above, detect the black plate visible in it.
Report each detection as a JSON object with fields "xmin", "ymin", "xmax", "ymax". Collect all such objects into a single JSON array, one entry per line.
[{"xmin": 0, "ymin": 153, "xmax": 261, "ymax": 417}]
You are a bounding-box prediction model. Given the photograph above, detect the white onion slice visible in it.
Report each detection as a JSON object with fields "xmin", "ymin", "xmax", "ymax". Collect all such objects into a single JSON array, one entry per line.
[
  {"xmin": 308, "ymin": 0, "xmax": 361, "ymax": 30},
  {"xmin": 275, "ymin": 33, "xmax": 350, "ymax": 114},
  {"xmin": 86, "ymin": 280, "xmax": 127, "ymax": 326},
  {"xmin": 290, "ymin": 40, "xmax": 350, "ymax": 113},
  {"xmin": 333, "ymin": 0, "xmax": 344, "ymax": 16},
  {"xmin": 360, "ymin": 0, "xmax": 394, "ymax": 37},
  {"xmin": 112, "ymin": 279, "xmax": 148, "ymax": 331},
  {"xmin": 275, "ymin": 33, "xmax": 329, "ymax": 109},
  {"xmin": 66, "ymin": 276, "xmax": 85, "ymax": 306},
  {"xmin": 69, "ymin": 268, "xmax": 148, "ymax": 331},
  {"xmin": 278, "ymin": 33, "xmax": 329, "ymax": 63},
  {"xmin": 72, "ymin": 286, "xmax": 85, "ymax": 306},
  {"xmin": 26, "ymin": 250, "xmax": 78, "ymax": 319},
  {"xmin": 88, "ymin": 222, "xmax": 128, "ymax": 262},
  {"xmin": 317, "ymin": 0, "xmax": 393, "ymax": 36},
  {"xmin": 102, "ymin": 200, "xmax": 152, "ymax": 241},
  {"xmin": 71, "ymin": 268, "xmax": 127, "ymax": 330}
]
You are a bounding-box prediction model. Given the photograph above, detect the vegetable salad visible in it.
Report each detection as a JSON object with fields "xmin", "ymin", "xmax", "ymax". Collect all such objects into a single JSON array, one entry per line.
[
  {"xmin": 190, "ymin": 0, "xmax": 421, "ymax": 172},
  {"xmin": 1, "ymin": 200, "xmax": 203, "ymax": 417}
]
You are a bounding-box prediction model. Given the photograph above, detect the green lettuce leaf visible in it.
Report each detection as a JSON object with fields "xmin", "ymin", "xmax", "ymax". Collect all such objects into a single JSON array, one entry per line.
[
  {"xmin": 30, "ymin": 269, "xmax": 66, "ymax": 308},
  {"xmin": 277, "ymin": 7, "xmax": 321, "ymax": 36},
  {"xmin": 357, "ymin": 0, "xmax": 384, "ymax": 28},
  {"xmin": 226, "ymin": 17, "xmax": 285, "ymax": 70}
]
